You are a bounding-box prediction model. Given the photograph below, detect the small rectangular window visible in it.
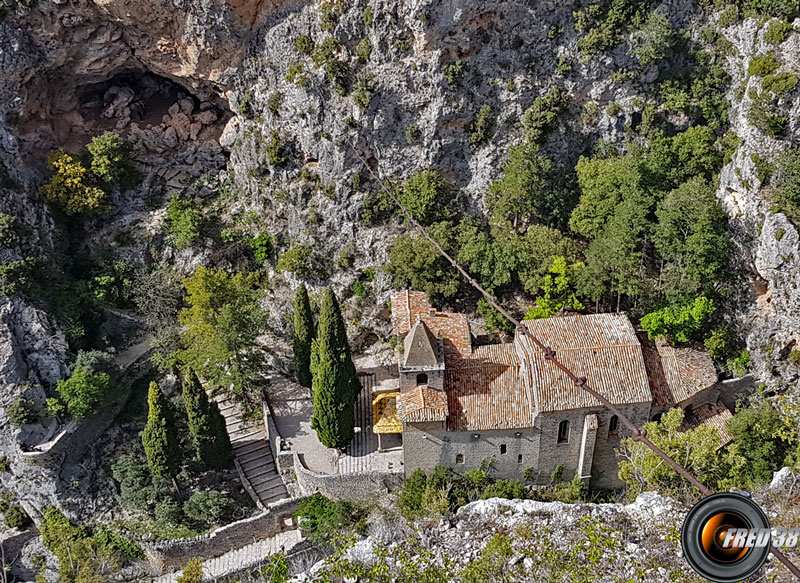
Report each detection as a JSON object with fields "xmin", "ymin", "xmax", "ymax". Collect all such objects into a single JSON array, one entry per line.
[
  {"xmin": 500, "ymin": 444, "xmax": 507, "ymax": 454},
  {"xmin": 517, "ymin": 454, "xmax": 523, "ymax": 464},
  {"xmin": 456, "ymin": 454, "xmax": 464, "ymax": 464}
]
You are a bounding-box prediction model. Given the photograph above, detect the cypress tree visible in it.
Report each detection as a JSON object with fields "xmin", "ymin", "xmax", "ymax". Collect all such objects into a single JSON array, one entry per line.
[
  {"xmin": 182, "ymin": 369, "xmax": 233, "ymax": 469},
  {"xmin": 142, "ymin": 381, "xmax": 181, "ymax": 480},
  {"xmin": 293, "ymin": 283, "xmax": 315, "ymax": 387},
  {"xmin": 310, "ymin": 288, "xmax": 362, "ymax": 449}
]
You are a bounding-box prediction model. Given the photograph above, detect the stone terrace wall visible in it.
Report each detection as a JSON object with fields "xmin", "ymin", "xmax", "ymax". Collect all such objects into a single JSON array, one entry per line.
[
  {"xmin": 293, "ymin": 453, "xmax": 403, "ymax": 501},
  {"xmin": 143, "ymin": 498, "xmax": 300, "ymax": 574}
]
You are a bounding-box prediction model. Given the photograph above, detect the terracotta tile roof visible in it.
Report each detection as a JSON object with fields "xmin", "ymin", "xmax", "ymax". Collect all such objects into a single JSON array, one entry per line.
[
  {"xmin": 681, "ymin": 400, "xmax": 733, "ymax": 446},
  {"xmin": 402, "ymin": 321, "xmax": 439, "ymax": 368},
  {"xmin": 391, "ymin": 289, "xmax": 472, "ymax": 359},
  {"xmin": 516, "ymin": 314, "xmax": 652, "ymax": 412},
  {"xmin": 397, "ymin": 386, "xmax": 449, "ymax": 423},
  {"xmin": 445, "ymin": 344, "xmax": 534, "ymax": 430},
  {"xmin": 641, "ymin": 335, "xmax": 718, "ymax": 406}
]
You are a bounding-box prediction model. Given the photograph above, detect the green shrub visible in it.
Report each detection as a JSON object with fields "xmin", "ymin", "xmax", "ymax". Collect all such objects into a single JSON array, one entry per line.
[
  {"xmin": 405, "ymin": 124, "xmax": 421, "ymax": 144},
  {"xmin": 295, "ymin": 494, "xmax": 363, "ymax": 542},
  {"xmin": 764, "ymin": 19, "xmax": 793, "ymax": 43},
  {"xmin": 363, "ymin": 6, "xmax": 373, "ymax": 27},
  {"xmin": 748, "ymin": 52, "xmax": 779, "ymax": 76},
  {"xmin": 361, "ymin": 191, "xmax": 398, "ymax": 225},
  {"xmin": 0, "ymin": 213, "xmax": 19, "ymax": 247},
  {"xmin": 773, "ymin": 146, "xmax": 800, "ymax": 225},
  {"xmin": 86, "ymin": 131, "xmax": 138, "ymax": 188},
  {"xmin": 468, "ymin": 105, "xmax": 493, "ymax": 146},
  {"xmin": 267, "ymin": 92, "xmax": 282, "ymax": 115},
  {"xmin": 249, "ymin": 232, "xmax": 275, "ymax": 263},
  {"xmin": 154, "ymin": 499, "xmax": 184, "ymax": 524},
  {"xmin": 266, "ymin": 132, "xmax": 288, "ymax": 167},
  {"xmin": 640, "ymin": 297, "xmax": 715, "ymax": 343},
  {"xmin": 177, "ymin": 559, "xmax": 203, "ymax": 583},
  {"xmin": 356, "ymin": 37, "xmax": 372, "ymax": 63},
  {"xmin": 762, "ymin": 72, "xmax": 799, "ymax": 96},
  {"xmin": 6, "ymin": 397, "xmax": 38, "ymax": 426},
  {"xmin": 555, "ymin": 55, "xmax": 572, "ymax": 75},
  {"xmin": 277, "ymin": 244, "xmax": 327, "ymax": 279},
  {"xmin": 399, "ymin": 469, "xmax": 428, "ymax": 518},
  {"xmin": 0, "ymin": 457, "xmax": 8, "ymax": 472},
  {"xmin": 606, "ymin": 101, "xmax": 621, "ymax": 116},
  {"xmin": 717, "ymin": 5, "xmax": 739, "ymax": 27},
  {"xmin": 42, "ymin": 151, "xmax": 107, "ymax": 216},
  {"xmin": 630, "ymin": 10, "xmax": 676, "ymax": 66},
  {"xmin": 788, "ymin": 350, "xmax": 800, "ymax": 366},
  {"xmin": 55, "ymin": 366, "xmax": 114, "ymax": 419},
  {"xmin": 461, "ymin": 534, "xmax": 514, "ymax": 583},
  {"xmin": 520, "ymin": 86, "xmax": 568, "ymax": 143},
  {"xmin": 399, "ymin": 170, "xmax": 452, "ymax": 224},
  {"xmin": 183, "ymin": 491, "xmax": 234, "ymax": 527},
  {"xmin": 294, "ymin": 34, "xmax": 314, "ymax": 55},
  {"xmin": 165, "ymin": 196, "xmax": 202, "ymax": 249},
  {"xmin": 286, "ymin": 63, "xmax": 308, "ymax": 86},
  {"xmin": 0, "ymin": 259, "xmax": 32, "ymax": 296},
  {"xmin": 442, "ymin": 61, "xmax": 465, "ymax": 86},
  {"xmin": 480, "ymin": 479, "xmax": 527, "ymax": 500},
  {"xmin": 320, "ymin": 1, "xmax": 342, "ymax": 32},
  {"xmin": 351, "ymin": 76, "xmax": 372, "ymax": 111},
  {"xmin": 4, "ymin": 504, "xmax": 30, "ymax": 529}
]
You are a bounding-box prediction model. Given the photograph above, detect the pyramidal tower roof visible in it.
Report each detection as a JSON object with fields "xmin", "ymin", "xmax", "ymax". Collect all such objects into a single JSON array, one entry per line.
[{"xmin": 402, "ymin": 320, "xmax": 439, "ymax": 368}]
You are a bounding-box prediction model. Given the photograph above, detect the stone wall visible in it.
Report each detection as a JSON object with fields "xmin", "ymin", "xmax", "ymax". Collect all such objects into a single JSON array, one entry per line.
[
  {"xmin": 293, "ymin": 454, "xmax": 403, "ymax": 501},
  {"xmin": 143, "ymin": 498, "xmax": 300, "ymax": 574},
  {"xmin": 402, "ymin": 402, "xmax": 651, "ymax": 490}
]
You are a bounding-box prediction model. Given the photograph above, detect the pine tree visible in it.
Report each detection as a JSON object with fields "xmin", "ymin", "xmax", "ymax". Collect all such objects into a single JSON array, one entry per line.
[
  {"xmin": 142, "ymin": 381, "xmax": 181, "ymax": 480},
  {"xmin": 310, "ymin": 288, "xmax": 362, "ymax": 449},
  {"xmin": 181, "ymin": 369, "xmax": 232, "ymax": 469},
  {"xmin": 293, "ymin": 284, "xmax": 315, "ymax": 387}
]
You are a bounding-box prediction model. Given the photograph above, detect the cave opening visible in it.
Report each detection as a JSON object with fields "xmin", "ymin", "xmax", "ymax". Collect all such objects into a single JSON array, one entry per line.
[{"xmin": 20, "ymin": 69, "xmax": 232, "ymax": 153}]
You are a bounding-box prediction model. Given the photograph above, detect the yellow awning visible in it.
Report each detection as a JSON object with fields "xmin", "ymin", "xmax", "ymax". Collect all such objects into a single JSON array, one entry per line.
[{"xmin": 373, "ymin": 392, "xmax": 402, "ymax": 434}]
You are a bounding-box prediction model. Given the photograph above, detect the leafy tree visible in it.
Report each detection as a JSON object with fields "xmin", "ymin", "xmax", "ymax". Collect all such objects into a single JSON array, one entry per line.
[
  {"xmin": 653, "ymin": 177, "xmax": 730, "ymax": 301},
  {"xmin": 181, "ymin": 369, "xmax": 232, "ymax": 469},
  {"xmin": 293, "ymin": 284, "xmax": 315, "ymax": 387},
  {"xmin": 384, "ymin": 222, "xmax": 461, "ymax": 299},
  {"xmin": 723, "ymin": 401, "xmax": 790, "ymax": 488},
  {"xmin": 111, "ymin": 453, "xmax": 172, "ymax": 514},
  {"xmin": 142, "ymin": 382, "xmax": 181, "ymax": 480},
  {"xmin": 488, "ymin": 143, "xmax": 575, "ymax": 229},
  {"xmin": 398, "ymin": 170, "xmax": 452, "ymax": 225},
  {"xmin": 645, "ymin": 126, "xmax": 721, "ymax": 187},
  {"xmin": 630, "ymin": 10, "xmax": 676, "ymax": 66},
  {"xmin": 249, "ymin": 232, "xmax": 275, "ymax": 263},
  {"xmin": 4, "ymin": 504, "xmax": 30, "ymax": 529},
  {"xmin": 178, "ymin": 266, "xmax": 268, "ymax": 409},
  {"xmin": 55, "ymin": 366, "xmax": 113, "ymax": 419},
  {"xmin": 454, "ymin": 218, "xmax": 517, "ymax": 293},
  {"xmin": 618, "ymin": 408, "xmax": 723, "ymax": 502},
  {"xmin": 640, "ymin": 296, "xmax": 715, "ymax": 343},
  {"xmin": 477, "ymin": 297, "xmax": 515, "ymax": 335},
  {"xmin": 310, "ymin": 289, "xmax": 361, "ymax": 450},
  {"xmin": 86, "ymin": 131, "xmax": 138, "ymax": 188},
  {"xmin": 525, "ymin": 256, "xmax": 585, "ymax": 319},
  {"xmin": 42, "ymin": 151, "xmax": 107, "ymax": 216},
  {"xmin": 165, "ymin": 196, "xmax": 202, "ymax": 249},
  {"xmin": 512, "ymin": 223, "xmax": 580, "ymax": 295}
]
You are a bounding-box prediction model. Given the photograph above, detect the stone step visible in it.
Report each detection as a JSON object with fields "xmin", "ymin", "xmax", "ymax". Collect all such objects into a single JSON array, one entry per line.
[
  {"xmin": 233, "ymin": 440, "xmax": 270, "ymax": 456},
  {"xmin": 237, "ymin": 446, "xmax": 273, "ymax": 464},
  {"xmin": 230, "ymin": 427, "xmax": 266, "ymax": 442}
]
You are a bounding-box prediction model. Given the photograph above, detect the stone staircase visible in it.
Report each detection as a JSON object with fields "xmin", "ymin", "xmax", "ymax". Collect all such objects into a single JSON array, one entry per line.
[
  {"xmin": 152, "ymin": 529, "xmax": 302, "ymax": 583},
  {"xmin": 215, "ymin": 396, "xmax": 288, "ymax": 506}
]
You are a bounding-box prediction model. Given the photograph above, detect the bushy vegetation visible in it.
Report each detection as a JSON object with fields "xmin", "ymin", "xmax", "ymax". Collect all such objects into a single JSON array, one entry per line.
[
  {"xmin": 41, "ymin": 507, "xmax": 143, "ymax": 583},
  {"xmin": 520, "ymin": 87, "xmax": 568, "ymax": 144},
  {"xmin": 398, "ymin": 170, "xmax": 452, "ymax": 225},
  {"xmin": 54, "ymin": 365, "xmax": 116, "ymax": 419},
  {"xmin": 277, "ymin": 244, "xmax": 328, "ymax": 279},
  {"xmin": 772, "ymin": 146, "xmax": 800, "ymax": 225},
  {"xmin": 295, "ymin": 493, "xmax": 366, "ymax": 542},
  {"xmin": 619, "ymin": 401, "xmax": 792, "ymax": 501},
  {"xmin": 177, "ymin": 266, "xmax": 268, "ymax": 411},
  {"xmin": 42, "ymin": 132, "xmax": 137, "ymax": 216},
  {"xmin": 165, "ymin": 196, "xmax": 202, "ymax": 249},
  {"xmin": 6, "ymin": 396, "xmax": 38, "ymax": 426}
]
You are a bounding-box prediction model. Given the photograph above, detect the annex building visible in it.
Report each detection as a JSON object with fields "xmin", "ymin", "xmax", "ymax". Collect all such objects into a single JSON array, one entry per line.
[{"xmin": 378, "ymin": 290, "xmax": 732, "ymax": 489}]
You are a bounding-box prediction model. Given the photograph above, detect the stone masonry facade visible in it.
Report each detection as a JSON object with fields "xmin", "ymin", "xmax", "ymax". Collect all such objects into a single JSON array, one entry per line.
[{"xmin": 390, "ymin": 290, "xmax": 732, "ymax": 490}]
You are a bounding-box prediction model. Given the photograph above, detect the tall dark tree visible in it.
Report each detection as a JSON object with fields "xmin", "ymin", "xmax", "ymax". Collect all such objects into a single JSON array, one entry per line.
[
  {"xmin": 310, "ymin": 289, "xmax": 361, "ymax": 449},
  {"xmin": 293, "ymin": 284, "xmax": 315, "ymax": 387},
  {"xmin": 142, "ymin": 381, "xmax": 181, "ymax": 480},
  {"xmin": 182, "ymin": 369, "xmax": 232, "ymax": 469}
]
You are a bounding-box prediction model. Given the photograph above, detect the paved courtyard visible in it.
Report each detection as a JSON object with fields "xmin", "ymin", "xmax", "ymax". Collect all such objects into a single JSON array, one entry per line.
[{"xmin": 266, "ymin": 347, "xmax": 403, "ymax": 476}]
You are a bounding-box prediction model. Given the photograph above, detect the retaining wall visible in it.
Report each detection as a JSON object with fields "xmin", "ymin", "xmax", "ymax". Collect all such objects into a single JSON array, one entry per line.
[
  {"xmin": 143, "ymin": 498, "xmax": 300, "ymax": 574},
  {"xmin": 293, "ymin": 453, "xmax": 403, "ymax": 501}
]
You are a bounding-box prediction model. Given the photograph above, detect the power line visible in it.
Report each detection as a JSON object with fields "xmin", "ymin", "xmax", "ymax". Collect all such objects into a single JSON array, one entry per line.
[{"xmin": 345, "ymin": 137, "xmax": 800, "ymax": 579}]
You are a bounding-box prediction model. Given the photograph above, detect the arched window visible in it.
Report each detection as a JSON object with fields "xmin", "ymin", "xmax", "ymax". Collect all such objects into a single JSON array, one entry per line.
[
  {"xmin": 416, "ymin": 373, "xmax": 428, "ymax": 385},
  {"xmin": 557, "ymin": 420, "xmax": 570, "ymax": 444},
  {"xmin": 608, "ymin": 415, "xmax": 619, "ymax": 436}
]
